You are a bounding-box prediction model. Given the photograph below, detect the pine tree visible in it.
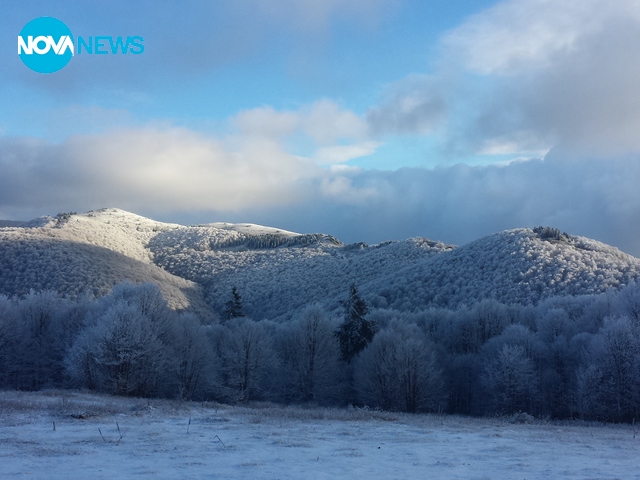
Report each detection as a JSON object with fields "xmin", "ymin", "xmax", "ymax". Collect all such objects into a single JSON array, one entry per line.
[
  {"xmin": 335, "ymin": 283, "xmax": 376, "ymax": 362},
  {"xmin": 223, "ymin": 286, "xmax": 244, "ymax": 321}
]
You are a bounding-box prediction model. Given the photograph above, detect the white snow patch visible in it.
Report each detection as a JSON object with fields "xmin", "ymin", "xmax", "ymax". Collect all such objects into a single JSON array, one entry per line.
[{"xmin": 205, "ymin": 222, "xmax": 300, "ymax": 237}]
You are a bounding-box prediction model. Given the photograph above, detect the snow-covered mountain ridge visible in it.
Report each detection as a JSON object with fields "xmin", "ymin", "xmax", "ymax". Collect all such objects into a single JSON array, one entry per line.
[{"xmin": 1, "ymin": 208, "xmax": 639, "ymax": 320}]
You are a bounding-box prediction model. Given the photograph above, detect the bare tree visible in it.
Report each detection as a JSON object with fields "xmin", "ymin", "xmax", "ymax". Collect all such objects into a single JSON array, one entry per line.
[
  {"xmin": 215, "ymin": 319, "xmax": 277, "ymax": 402},
  {"xmin": 170, "ymin": 314, "xmax": 215, "ymax": 400},
  {"xmin": 280, "ymin": 305, "xmax": 344, "ymax": 404}
]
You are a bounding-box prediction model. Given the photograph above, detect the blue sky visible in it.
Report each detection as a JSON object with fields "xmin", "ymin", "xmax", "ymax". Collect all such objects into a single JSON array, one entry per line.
[{"xmin": 2, "ymin": 0, "xmax": 640, "ymax": 255}]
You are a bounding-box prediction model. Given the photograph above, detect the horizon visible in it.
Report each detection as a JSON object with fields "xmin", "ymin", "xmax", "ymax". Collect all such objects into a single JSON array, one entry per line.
[{"xmin": 4, "ymin": 206, "xmax": 639, "ymax": 259}]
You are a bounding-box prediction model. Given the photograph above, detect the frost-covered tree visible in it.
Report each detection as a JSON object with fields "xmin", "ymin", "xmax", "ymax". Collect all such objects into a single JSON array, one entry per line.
[
  {"xmin": 222, "ymin": 286, "xmax": 244, "ymax": 321},
  {"xmin": 481, "ymin": 344, "xmax": 538, "ymax": 415},
  {"xmin": 108, "ymin": 282, "xmax": 173, "ymax": 341},
  {"xmin": 446, "ymin": 353, "xmax": 481, "ymax": 415},
  {"xmin": 577, "ymin": 316, "xmax": 640, "ymax": 422},
  {"xmin": 67, "ymin": 302, "xmax": 165, "ymax": 396},
  {"xmin": 354, "ymin": 323, "xmax": 445, "ymax": 412},
  {"xmin": 214, "ymin": 318, "xmax": 276, "ymax": 402},
  {"xmin": 66, "ymin": 283, "xmax": 172, "ymax": 397},
  {"xmin": 0, "ymin": 295, "xmax": 18, "ymax": 387},
  {"xmin": 279, "ymin": 305, "xmax": 344, "ymax": 404},
  {"xmin": 335, "ymin": 284, "xmax": 376, "ymax": 362},
  {"xmin": 613, "ymin": 281, "xmax": 640, "ymax": 322},
  {"xmin": 170, "ymin": 314, "xmax": 215, "ymax": 400},
  {"xmin": 16, "ymin": 290, "xmax": 72, "ymax": 390}
]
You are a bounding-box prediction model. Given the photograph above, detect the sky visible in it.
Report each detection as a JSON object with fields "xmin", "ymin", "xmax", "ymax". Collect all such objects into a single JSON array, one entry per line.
[{"xmin": 2, "ymin": 0, "xmax": 640, "ymax": 255}]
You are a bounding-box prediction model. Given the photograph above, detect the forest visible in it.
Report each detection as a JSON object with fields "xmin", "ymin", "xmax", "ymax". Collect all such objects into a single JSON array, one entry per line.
[{"xmin": 1, "ymin": 279, "xmax": 639, "ymax": 423}]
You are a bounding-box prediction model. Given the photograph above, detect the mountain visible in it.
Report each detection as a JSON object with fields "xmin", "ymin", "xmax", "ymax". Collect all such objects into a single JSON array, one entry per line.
[
  {"xmin": 361, "ymin": 228, "xmax": 640, "ymax": 311},
  {"xmin": 1, "ymin": 208, "xmax": 639, "ymax": 320},
  {"xmin": 0, "ymin": 209, "xmax": 209, "ymax": 315}
]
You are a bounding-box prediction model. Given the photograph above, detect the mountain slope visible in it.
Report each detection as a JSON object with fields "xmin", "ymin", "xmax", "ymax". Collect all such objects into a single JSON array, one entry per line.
[
  {"xmin": 362, "ymin": 228, "xmax": 640, "ymax": 311},
  {"xmin": 0, "ymin": 209, "xmax": 209, "ymax": 314},
  {"xmin": 1, "ymin": 208, "xmax": 639, "ymax": 320},
  {"xmin": 149, "ymin": 231, "xmax": 453, "ymax": 320}
]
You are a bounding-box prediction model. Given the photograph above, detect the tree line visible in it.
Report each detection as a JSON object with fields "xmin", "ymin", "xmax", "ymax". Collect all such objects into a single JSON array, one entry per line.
[{"xmin": 1, "ymin": 280, "xmax": 639, "ymax": 422}]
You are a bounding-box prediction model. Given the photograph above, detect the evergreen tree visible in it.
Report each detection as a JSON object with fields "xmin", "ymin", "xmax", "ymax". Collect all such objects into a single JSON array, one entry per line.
[
  {"xmin": 223, "ymin": 286, "xmax": 244, "ymax": 321},
  {"xmin": 335, "ymin": 283, "xmax": 376, "ymax": 362}
]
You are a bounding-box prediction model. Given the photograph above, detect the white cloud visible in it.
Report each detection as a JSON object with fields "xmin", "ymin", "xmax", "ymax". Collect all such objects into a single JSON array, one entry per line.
[
  {"xmin": 0, "ymin": 128, "xmax": 317, "ymax": 213},
  {"xmin": 233, "ymin": 107, "xmax": 300, "ymax": 139},
  {"xmin": 302, "ymin": 100, "xmax": 368, "ymax": 144},
  {"xmin": 366, "ymin": 75, "xmax": 448, "ymax": 136},
  {"xmin": 369, "ymin": 0, "xmax": 640, "ymax": 158},
  {"xmin": 4, "ymin": 127, "xmax": 640, "ymax": 256},
  {"xmin": 314, "ymin": 142, "xmax": 380, "ymax": 165},
  {"xmin": 232, "ymin": 100, "xmax": 368, "ymax": 145},
  {"xmin": 443, "ymin": 0, "xmax": 607, "ymax": 75}
]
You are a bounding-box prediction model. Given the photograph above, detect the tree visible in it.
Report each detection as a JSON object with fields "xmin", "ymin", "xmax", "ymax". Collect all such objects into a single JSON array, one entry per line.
[
  {"xmin": 0, "ymin": 295, "xmax": 18, "ymax": 388},
  {"xmin": 577, "ymin": 316, "xmax": 640, "ymax": 422},
  {"xmin": 481, "ymin": 344, "xmax": 538, "ymax": 415},
  {"xmin": 280, "ymin": 305, "xmax": 344, "ymax": 404},
  {"xmin": 354, "ymin": 323, "xmax": 445, "ymax": 412},
  {"xmin": 16, "ymin": 290, "xmax": 70, "ymax": 390},
  {"xmin": 214, "ymin": 318, "xmax": 276, "ymax": 402},
  {"xmin": 66, "ymin": 302, "xmax": 165, "ymax": 396},
  {"xmin": 335, "ymin": 283, "xmax": 376, "ymax": 362},
  {"xmin": 613, "ymin": 281, "xmax": 640, "ymax": 322},
  {"xmin": 170, "ymin": 314, "xmax": 215, "ymax": 400},
  {"xmin": 65, "ymin": 283, "xmax": 172, "ymax": 397},
  {"xmin": 223, "ymin": 286, "xmax": 244, "ymax": 321},
  {"xmin": 446, "ymin": 353, "xmax": 481, "ymax": 415}
]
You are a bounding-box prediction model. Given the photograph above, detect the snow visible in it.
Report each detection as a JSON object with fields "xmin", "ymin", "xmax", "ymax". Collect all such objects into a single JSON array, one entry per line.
[
  {"xmin": 206, "ymin": 222, "xmax": 300, "ymax": 237},
  {"xmin": 3, "ymin": 208, "xmax": 640, "ymax": 321},
  {"xmin": 1, "ymin": 391, "xmax": 638, "ymax": 479}
]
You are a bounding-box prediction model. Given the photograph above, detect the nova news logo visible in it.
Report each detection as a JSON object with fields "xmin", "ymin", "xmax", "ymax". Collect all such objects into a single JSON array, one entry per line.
[{"xmin": 18, "ymin": 17, "xmax": 144, "ymax": 74}]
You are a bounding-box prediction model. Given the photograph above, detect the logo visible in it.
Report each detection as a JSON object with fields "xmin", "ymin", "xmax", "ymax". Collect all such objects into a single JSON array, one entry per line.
[
  {"xmin": 18, "ymin": 17, "xmax": 144, "ymax": 74},
  {"xmin": 18, "ymin": 17, "xmax": 74, "ymax": 74}
]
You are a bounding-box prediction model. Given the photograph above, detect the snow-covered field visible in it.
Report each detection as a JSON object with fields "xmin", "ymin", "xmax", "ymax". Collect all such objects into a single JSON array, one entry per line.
[{"xmin": 1, "ymin": 391, "xmax": 638, "ymax": 479}]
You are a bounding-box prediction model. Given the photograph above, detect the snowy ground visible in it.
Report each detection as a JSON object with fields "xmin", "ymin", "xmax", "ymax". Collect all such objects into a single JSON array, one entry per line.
[{"xmin": 0, "ymin": 391, "xmax": 638, "ymax": 479}]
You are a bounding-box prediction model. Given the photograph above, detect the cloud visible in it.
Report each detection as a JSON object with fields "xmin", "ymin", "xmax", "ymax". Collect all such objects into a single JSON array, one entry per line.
[
  {"xmin": 232, "ymin": 107, "xmax": 300, "ymax": 139},
  {"xmin": 442, "ymin": 0, "xmax": 607, "ymax": 75},
  {"xmin": 233, "ymin": 100, "xmax": 368, "ymax": 145},
  {"xmin": 365, "ymin": 75, "xmax": 448, "ymax": 136},
  {"xmin": 0, "ymin": 128, "xmax": 318, "ymax": 214},
  {"xmin": 302, "ymin": 100, "xmax": 368, "ymax": 144},
  {"xmin": 229, "ymin": 100, "xmax": 375, "ymax": 165},
  {"xmin": 443, "ymin": 0, "xmax": 640, "ymax": 157},
  {"xmin": 240, "ymin": 153, "xmax": 640, "ymax": 256},
  {"xmin": 3, "ymin": 125, "xmax": 640, "ymax": 256},
  {"xmin": 314, "ymin": 142, "xmax": 381, "ymax": 165},
  {"xmin": 0, "ymin": 102, "xmax": 376, "ymax": 216},
  {"xmin": 369, "ymin": 0, "xmax": 640, "ymax": 159}
]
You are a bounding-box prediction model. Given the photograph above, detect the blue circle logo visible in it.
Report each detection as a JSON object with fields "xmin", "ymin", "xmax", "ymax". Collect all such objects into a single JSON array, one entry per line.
[{"xmin": 18, "ymin": 17, "xmax": 74, "ymax": 74}]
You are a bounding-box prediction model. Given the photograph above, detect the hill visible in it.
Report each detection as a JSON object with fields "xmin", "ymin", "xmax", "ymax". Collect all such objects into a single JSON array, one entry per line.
[
  {"xmin": 362, "ymin": 228, "xmax": 640, "ymax": 311},
  {"xmin": 1, "ymin": 208, "xmax": 640, "ymax": 320},
  {"xmin": 0, "ymin": 209, "xmax": 209, "ymax": 314}
]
